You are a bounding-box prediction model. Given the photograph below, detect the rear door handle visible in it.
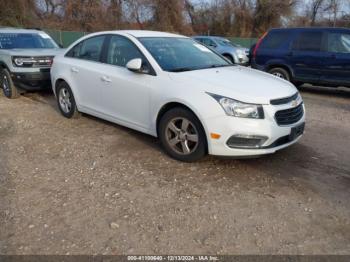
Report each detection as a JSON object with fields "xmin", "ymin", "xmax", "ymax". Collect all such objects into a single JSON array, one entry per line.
[
  {"xmin": 71, "ymin": 67, "xmax": 79, "ymax": 73},
  {"xmin": 101, "ymin": 76, "xmax": 112, "ymax": 83}
]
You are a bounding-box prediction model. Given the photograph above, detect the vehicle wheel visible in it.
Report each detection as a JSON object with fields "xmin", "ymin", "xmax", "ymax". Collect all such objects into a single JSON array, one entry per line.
[
  {"xmin": 0, "ymin": 69, "xmax": 19, "ymax": 99},
  {"xmin": 56, "ymin": 81, "xmax": 80, "ymax": 118},
  {"xmin": 223, "ymin": 54, "xmax": 234, "ymax": 64},
  {"xmin": 268, "ymin": 67, "xmax": 290, "ymax": 81},
  {"xmin": 159, "ymin": 107, "xmax": 207, "ymax": 162}
]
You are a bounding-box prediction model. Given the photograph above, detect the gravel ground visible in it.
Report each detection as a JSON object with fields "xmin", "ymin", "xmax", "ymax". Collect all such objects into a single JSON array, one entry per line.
[{"xmin": 0, "ymin": 85, "xmax": 349, "ymax": 255}]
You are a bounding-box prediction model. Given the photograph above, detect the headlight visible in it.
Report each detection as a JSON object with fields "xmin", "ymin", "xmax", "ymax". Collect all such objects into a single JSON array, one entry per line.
[
  {"xmin": 208, "ymin": 93, "xmax": 264, "ymax": 119},
  {"xmin": 12, "ymin": 56, "xmax": 53, "ymax": 67}
]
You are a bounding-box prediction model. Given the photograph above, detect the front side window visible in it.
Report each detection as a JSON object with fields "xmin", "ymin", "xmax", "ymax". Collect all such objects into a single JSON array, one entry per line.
[
  {"xmin": 0, "ymin": 33, "xmax": 58, "ymax": 49},
  {"xmin": 66, "ymin": 36, "xmax": 105, "ymax": 62},
  {"xmin": 217, "ymin": 38, "xmax": 238, "ymax": 47},
  {"xmin": 138, "ymin": 37, "xmax": 230, "ymax": 72},
  {"xmin": 106, "ymin": 35, "xmax": 145, "ymax": 67},
  {"xmin": 327, "ymin": 32, "xmax": 350, "ymax": 53},
  {"xmin": 292, "ymin": 32, "xmax": 323, "ymax": 52}
]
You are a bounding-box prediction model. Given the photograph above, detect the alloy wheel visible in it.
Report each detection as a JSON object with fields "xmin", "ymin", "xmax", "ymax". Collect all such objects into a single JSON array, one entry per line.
[
  {"xmin": 165, "ymin": 117, "xmax": 199, "ymax": 155},
  {"xmin": 2, "ymin": 75, "xmax": 10, "ymax": 95},
  {"xmin": 273, "ymin": 72, "xmax": 285, "ymax": 79},
  {"xmin": 58, "ymin": 87, "xmax": 72, "ymax": 114}
]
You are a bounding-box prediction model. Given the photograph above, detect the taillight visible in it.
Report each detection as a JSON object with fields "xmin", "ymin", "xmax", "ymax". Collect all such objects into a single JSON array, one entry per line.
[{"xmin": 253, "ymin": 32, "xmax": 268, "ymax": 59}]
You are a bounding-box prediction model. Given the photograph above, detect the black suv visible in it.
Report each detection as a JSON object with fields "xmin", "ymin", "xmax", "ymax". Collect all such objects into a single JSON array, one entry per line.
[{"xmin": 251, "ymin": 27, "xmax": 350, "ymax": 88}]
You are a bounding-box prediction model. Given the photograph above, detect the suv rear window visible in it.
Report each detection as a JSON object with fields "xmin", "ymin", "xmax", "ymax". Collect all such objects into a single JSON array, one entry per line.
[
  {"xmin": 327, "ymin": 32, "xmax": 350, "ymax": 53},
  {"xmin": 292, "ymin": 31, "xmax": 323, "ymax": 52},
  {"xmin": 260, "ymin": 31, "xmax": 290, "ymax": 49},
  {"xmin": 0, "ymin": 33, "xmax": 58, "ymax": 49}
]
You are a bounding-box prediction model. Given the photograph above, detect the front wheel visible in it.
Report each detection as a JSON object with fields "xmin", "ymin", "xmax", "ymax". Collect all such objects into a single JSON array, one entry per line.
[
  {"xmin": 159, "ymin": 107, "xmax": 207, "ymax": 162},
  {"xmin": 56, "ymin": 81, "xmax": 80, "ymax": 118},
  {"xmin": 268, "ymin": 67, "xmax": 290, "ymax": 81},
  {"xmin": 0, "ymin": 69, "xmax": 19, "ymax": 99}
]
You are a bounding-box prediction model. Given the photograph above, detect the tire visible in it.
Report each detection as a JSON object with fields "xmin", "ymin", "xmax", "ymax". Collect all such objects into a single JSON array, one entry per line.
[
  {"xmin": 223, "ymin": 54, "xmax": 234, "ymax": 64},
  {"xmin": 0, "ymin": 69, "xmax": 19, "ymax": 99},
  {"xmin": 268, "ymin": 67, "xmax": 290, "ymax": 81},
  {"xmin": 159, "ymin": 107, "xmax": 207, "ymax": 162},
  {"xmin": 56, "ymin": 81, "xmax": 80, "ymax": 118}
]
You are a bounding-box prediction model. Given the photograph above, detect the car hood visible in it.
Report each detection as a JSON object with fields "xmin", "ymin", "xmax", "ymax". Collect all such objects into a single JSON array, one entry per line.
[
  {"xmin": 4, "ymin": 48, "xmax": 64, "ymax": 57},
  {"xmin": 168, "ymin": 66, "xmax": 297, "ymax": 105}
]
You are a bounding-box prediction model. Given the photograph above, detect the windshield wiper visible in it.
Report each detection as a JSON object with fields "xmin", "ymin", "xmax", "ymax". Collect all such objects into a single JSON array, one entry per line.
[
  {"xmin": 168, "ymin": 67, "xmax": 195, "ymax": 72},
  {"xmin": 208, "ymin": 64, "xmax": 234, "ymax": 68}
]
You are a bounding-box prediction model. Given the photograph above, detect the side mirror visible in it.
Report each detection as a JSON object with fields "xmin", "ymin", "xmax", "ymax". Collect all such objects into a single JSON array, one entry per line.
[{"xmin": 126, "ymin": 58, "xmax": 143, "ymax": 73}]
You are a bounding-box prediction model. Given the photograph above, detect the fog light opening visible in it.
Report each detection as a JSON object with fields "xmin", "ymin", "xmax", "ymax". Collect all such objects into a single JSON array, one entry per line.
[{"xmin": 226, "ymin": 135, "xmax": 268, "ymax": 149}]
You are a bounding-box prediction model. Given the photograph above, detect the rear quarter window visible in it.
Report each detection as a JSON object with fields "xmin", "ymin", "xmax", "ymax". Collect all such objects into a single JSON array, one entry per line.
[
  {"xmin": 260, "ymin": 31, "xmax": 290, "ymax": 49},
  {"xmin": 291, "ymin": 31, "xmax": 324, "ymax": 52}
]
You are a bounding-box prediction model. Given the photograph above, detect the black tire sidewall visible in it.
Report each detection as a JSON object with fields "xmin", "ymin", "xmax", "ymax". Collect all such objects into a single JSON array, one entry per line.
[
  {"xmin": 269, "ymin": 68, "xmax": 290, "ymax": 81},
  {"xmin": 1, "ymin": 69, "xmax": 18, "ymax": 98},
  {"xmin": 56, "ymin": 82, "xmax": 78, "ymax": 118},
  {"xmin": 159, "ymin": 107, "xmax": 207, "ymax": 162}
]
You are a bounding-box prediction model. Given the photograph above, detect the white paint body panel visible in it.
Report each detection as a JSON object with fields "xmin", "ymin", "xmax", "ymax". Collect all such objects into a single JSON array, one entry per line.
[{"xmin": 51, "ymin": 30, "xmax": 305, "ymax": 157}]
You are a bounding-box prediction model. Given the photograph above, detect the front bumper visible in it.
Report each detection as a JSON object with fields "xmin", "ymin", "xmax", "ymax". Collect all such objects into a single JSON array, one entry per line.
[
  {"xmin": 11, "ymin": 69, "xmax": 51, "ymax": 91},
  {"xmin": 205, "ymin": 103, "xmax": 305, "ymax": 157}
]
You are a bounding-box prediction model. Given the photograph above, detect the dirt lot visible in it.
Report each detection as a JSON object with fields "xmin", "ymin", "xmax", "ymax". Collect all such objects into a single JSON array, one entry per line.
[{"xmin": 0, "ymin": 85, "xmax": 349, "ymax": 255}]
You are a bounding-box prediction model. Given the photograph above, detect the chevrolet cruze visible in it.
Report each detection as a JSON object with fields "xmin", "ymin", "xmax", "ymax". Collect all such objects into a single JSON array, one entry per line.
[{"xmin": 51, "ymin": 30, "xmax": 305, "ymax": 162}]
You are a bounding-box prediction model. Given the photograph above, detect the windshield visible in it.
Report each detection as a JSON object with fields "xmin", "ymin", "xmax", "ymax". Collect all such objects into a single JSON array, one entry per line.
[
  {"xmin": 217, "ymin": 38, "xmax": 241, "ymax": 48},
  {"xmin": 0, "ymin": 33, "xmax": 58, "ymax": 49},
  {"xmin": 138, "ymin": 37, "xmax": 231, "ymax": 72}
]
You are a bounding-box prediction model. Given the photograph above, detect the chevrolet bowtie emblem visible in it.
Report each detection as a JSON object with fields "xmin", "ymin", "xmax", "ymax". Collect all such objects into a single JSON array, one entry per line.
[{"xmin": 291, "ymin": 100, "xmax": 298, "ymax": 107}]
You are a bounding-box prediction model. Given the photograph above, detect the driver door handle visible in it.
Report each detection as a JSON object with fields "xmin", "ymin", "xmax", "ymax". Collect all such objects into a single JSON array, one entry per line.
[
  {"xmin": 101, "ymin": 76, "xmax": 112, "ymax": 83},
  {"xmin": 71, "ymin": 67, "xmax": 79, "ymax": 73}
]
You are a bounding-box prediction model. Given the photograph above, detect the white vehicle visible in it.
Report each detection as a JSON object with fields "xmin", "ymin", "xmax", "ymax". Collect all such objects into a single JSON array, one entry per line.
[{"xmin": 51, "ymin": 30, "xmax": 305, "ymax": 162}]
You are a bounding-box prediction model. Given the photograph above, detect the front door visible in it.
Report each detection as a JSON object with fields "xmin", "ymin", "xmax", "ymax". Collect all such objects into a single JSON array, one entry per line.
[{"xmin": 98, "ymin": 35, "xmax": 154, "ymax": 131}]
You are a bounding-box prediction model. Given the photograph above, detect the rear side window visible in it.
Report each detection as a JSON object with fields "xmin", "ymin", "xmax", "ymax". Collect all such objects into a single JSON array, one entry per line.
[
  {"xmin": 292, "ymin": 32, "xmax": 323, "ymax": 52},
  {"xmin": 66, "ymin": 36, "xmax": 105, "ymax": 62},
  {"xmin": 260, "ymin": 31, "xmax": 290, "ymax": 49},
  {"xmin": 327, "ymin": 32, "xmax": 350, "ymax": 53},
  {"xmin": 202, "ymin": 38, "xmax": 217, "ymax": 47}
]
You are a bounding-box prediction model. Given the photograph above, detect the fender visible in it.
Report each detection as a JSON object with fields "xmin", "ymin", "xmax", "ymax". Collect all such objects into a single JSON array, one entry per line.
[{"xmin": 0, "ymin": 61, "xmax": 9, "ymax": 71}]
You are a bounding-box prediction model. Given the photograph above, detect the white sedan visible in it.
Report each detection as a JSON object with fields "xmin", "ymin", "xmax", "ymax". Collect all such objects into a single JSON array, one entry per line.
[{"xmin": 51, "ymin": 30, "xmax": 305, "ymax": 162}]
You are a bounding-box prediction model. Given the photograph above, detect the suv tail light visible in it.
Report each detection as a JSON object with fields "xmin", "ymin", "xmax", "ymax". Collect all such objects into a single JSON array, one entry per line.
[{"xmin": 253, "ymin": 32, "xmax": 268, "ymax": 59}]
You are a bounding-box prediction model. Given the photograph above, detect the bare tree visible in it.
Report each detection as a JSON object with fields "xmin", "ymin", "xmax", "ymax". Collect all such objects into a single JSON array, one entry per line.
[
  {"xmin": 252, "ymin": 0, "xmax": 298, "ymax": 36},
  {"xmin": 324, "ymin": 0, "xmax": 342, "ymax": 27},
  {"xmin": 309, "ymin": 0, "xmax": 325, "ymax": 25}
]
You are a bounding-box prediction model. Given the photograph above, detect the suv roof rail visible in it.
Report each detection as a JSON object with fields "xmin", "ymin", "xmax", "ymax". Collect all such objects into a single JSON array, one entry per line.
[{"xmin": 25, "ymin": 27, "xmax": 42, "ymax": 31}]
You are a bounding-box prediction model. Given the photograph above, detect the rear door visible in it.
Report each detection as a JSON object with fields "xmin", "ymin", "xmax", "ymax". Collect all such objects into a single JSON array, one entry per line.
[
  {"xmin": 321, "ymin": 30, "xmax": 350, "ymax": 86},
  {"xmin": 65, "ymin": 35, "xmax": 107, "ymax": 112},
  {"xmin": 288, "ymin": 30, "xmax": 326, "ymax": 83}
]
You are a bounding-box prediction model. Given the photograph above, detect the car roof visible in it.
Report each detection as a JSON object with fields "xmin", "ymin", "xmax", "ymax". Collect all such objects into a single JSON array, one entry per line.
[
  {"xmin": 112, "ymin": 30, "xmax": 185, "ymax": 38},
  {"xmin": 0, "ymin": 27, "xmax": 43, "ymax": 34},
  {"xmin": 193, "ymin": 36, "xmax": 228, "ymax": 40},
  {"xmin": 269, "ymin": 27, "xmax": 350, "ymax": 32}
]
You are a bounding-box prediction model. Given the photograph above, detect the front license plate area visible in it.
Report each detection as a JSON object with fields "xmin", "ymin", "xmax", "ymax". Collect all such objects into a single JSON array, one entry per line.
[{"xmin": 290, "ymin": 123, "xmax": 305, "ymax": 141}]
